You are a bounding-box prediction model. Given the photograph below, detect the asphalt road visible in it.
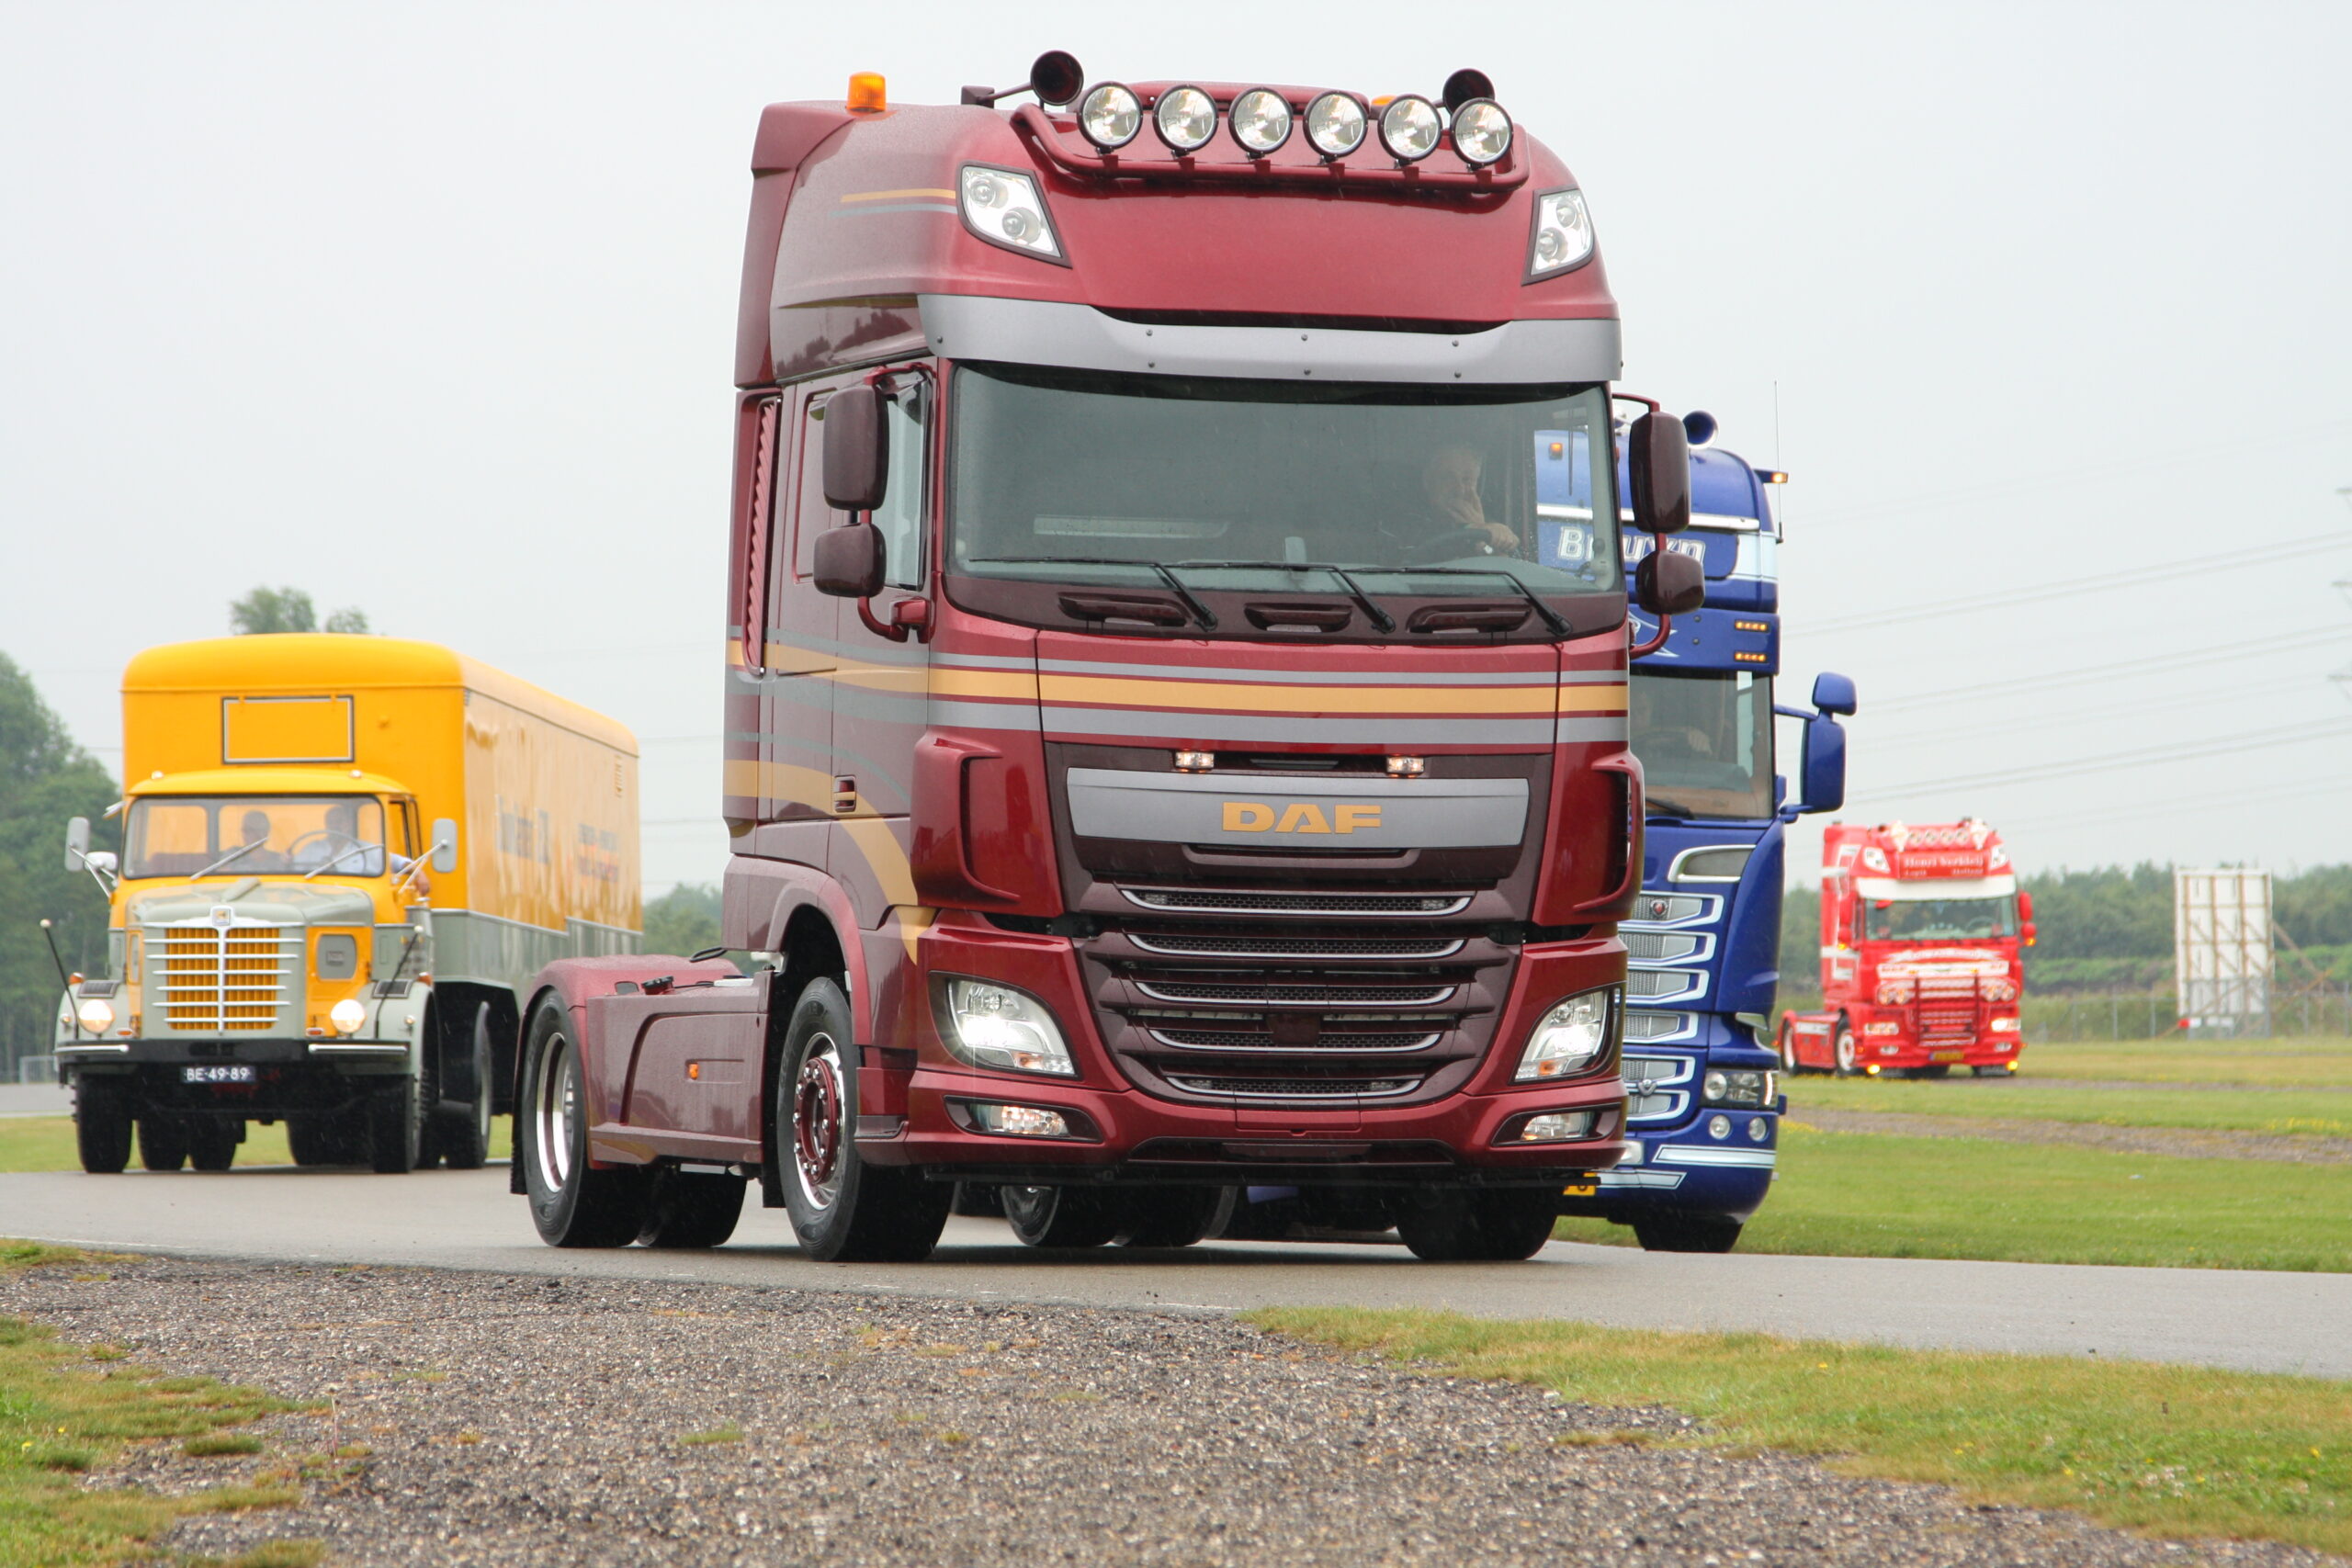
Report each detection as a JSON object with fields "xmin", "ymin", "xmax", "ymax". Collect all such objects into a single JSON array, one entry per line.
[{"xmin": 6, "ymin": 1165, "xmax": 2344, "ymax": 1379}]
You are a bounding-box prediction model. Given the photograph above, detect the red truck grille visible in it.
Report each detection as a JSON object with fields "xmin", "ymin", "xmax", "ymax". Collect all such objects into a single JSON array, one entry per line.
[{"xmin": 1917, "ymin": 1000, "xmax": 1979, "ymax": 1040}]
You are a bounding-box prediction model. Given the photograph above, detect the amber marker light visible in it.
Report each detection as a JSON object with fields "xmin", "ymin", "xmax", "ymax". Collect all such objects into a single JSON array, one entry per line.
[{"xmin": 847, "ymin": 73, "xmax": 888, "ymax": 114}]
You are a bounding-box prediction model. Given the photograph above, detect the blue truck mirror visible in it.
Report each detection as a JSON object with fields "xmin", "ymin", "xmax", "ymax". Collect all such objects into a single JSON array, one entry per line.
[
  {"xmin": 1812, "ymin": 671, "xmax": 1857, "ymax": 716},
  {"xmin": 1801, "ymin": 716, "xmax": 1847, "ymax": 815}
]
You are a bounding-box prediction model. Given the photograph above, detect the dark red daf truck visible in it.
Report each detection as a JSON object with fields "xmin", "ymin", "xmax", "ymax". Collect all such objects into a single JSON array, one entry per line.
[{"xmin": 513, "ymin": 55, "xmax": 1702, "ymax": 1263}]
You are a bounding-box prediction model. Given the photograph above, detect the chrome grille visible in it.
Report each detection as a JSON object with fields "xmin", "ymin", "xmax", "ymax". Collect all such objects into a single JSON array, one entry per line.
[
  {"xmin": 1148, "ymin": 1028, "xmax": 1442, "ymax": 1053},
  {"xmin": 150, "ymin": 924, "xmax": 299, "ymax": 1033},
  {"xmin": 1128, "ymin": 931, "xmax": 1465, "ymax": 960},
  {"xmin": 1164, "ymin": 1075, "xmax": 1423, "ymax": 1099},
  {"xmin": 1136, "ymin": 979, "xmax": 1457, "ymax": 1007},
  {"xmin": 1624, "ymin": 930, "xmax": 1710, "ymax": 964},
  {"xmin": 1622, "ymin": 1053, "xmax": 1697, "ymax": 1125},
  {"xmin": 1626, "ymin": 968, "xmax": 1704, "ymax": 1003},
  {"xmin": 1623, "ymin": 1010, "xmax": 1697, "ymax": 1043},
  {"xmin": 1918, "ymin": 1001, "xmax": 1978, "ymax": 1040},
  {"xmin": 1122, "ymin": 887, "xmax": 1473, "ymax": 918}
]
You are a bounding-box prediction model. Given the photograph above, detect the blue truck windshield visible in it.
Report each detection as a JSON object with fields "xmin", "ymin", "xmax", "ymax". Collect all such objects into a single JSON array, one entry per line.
[
  {"xmin": 1632, "ymin": 671, "xmax": 1773, "ymax": 820},
  {"xmin": 948, "ymin": 366, "xmax": 1617, "ymax": 597}
]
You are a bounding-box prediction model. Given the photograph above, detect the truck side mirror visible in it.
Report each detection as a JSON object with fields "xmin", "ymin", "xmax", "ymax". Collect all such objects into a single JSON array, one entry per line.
[
  {"xmin": 1626, "ymin": 412, "xmax": 1690, "ymax": 536},
  {"xmin": 813, "ymin": 524, "xmax": 888, "ymax": 598},
  {"xmin": 65, "ymin": 816, "xmax": 90, "ymax": 872},
  {"xmin": 1811, "ymin": 671, "xmax": 1858, "ymax": 716},
  {"xmin": 1633, "ymin": 548, "xmax": 1704, "ymax": 615},
  {"xmin": 822, "ymin": 384, "xmax": 888, "ymax": 512},
  {"xmin": 1800, "ymin": 716, "xmax": 1847, "ymax": 815},
  {"xmin": 430, "ymin": 818, "xmax": 458, "ymax": 875}
]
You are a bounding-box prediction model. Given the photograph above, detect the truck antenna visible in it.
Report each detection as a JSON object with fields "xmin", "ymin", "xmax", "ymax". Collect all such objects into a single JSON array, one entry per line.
[{"xmin": 39, "ymin": 919, "xmax": 80, "ymax": 1040}]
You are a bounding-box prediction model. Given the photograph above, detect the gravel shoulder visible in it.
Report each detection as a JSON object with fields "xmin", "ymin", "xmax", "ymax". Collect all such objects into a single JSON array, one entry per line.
[
  {"xmin": 3, "ymin": 1255, "xmax": 2338, "ymax": 1567},
  {"xmin": 1788, "ymin": 1109, "xmax": 2352, "ymax": 1165}
]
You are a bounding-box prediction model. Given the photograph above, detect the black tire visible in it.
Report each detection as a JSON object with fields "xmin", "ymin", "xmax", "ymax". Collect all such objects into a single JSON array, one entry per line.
[
  {"xmin": 75, "ymin": 1077, "xmax": 133, "ymax": 1174},
  {"xmin": 517, "ymin": 997, "xmax": 647, "ymax": 1247},
  {"xmin": 1777, "ymin": 1019, "xmax": 1804, "ymax": 1075},
  {"xmin": 777, "ymin": 977, "xmax": 950, "ymax": 1262},
  {"xmin": 1117, "ymin": 1185, "xmax": 1228, "ymax": 1248},
  {"xmin": 1973, "ymin": 1065, "xmax": 2009, "ymax": 1078},
  {"xmin": 637, "ymin": 1168, "xmax": 746, "ymax": 1248},
  {"xmin": 187, "ymin": 1118, "xmax": 241, "ymax": 1172},
  {"xmin": 1913, "ymin": 1064, "xmax": 1951, "ymax": 1079},
  {"xmin": 435, "ymin": 1003, "xmax": 495, "ymax": 1171},
  {"xmin": 138, "ymin": 1114, "xmax": 189, "ymax": 1172},
  {"xmin": 1003, "ymin": 1185, "xmax": 1125, "ymax": 1248},
  {"xmin": 1832, "ymin": 1021, "xmax": 1861, "ymax": 1077},
  {"xmin": 1632, "ymin": 1211, "xmax": 1744, "ymax": 1253},
  {"xmin": 288, "ymin": 1111, "xmax": 366, "ymax": 1167},
  {"xmin": 1396, "ymin": 1189, "xmax": 1558, "ymax": 1262},
  {"xmin": 368, "ymin": 1071, "xmax": 427, "ymax": 1174}
]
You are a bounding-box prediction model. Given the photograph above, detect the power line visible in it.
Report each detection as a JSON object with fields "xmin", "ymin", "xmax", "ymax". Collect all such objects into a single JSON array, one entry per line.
[
  {"xmin": 1862, "ymin": 674, "xmax": 2321, "ymax": 752},
  {"xmin": 1808, "ymin": 530, "xmax": 2346, "ymax": 636},
  {"xmin": 1999, "ymin": 774, "xmax": 2347, "ymax": 834},
  {"xmin": 1850, "ymin": 716, "xmax": 2352, "ymax": 798},
  {"xmin": 1859, "ymin": 625, "xmax": 2346, "ymax": 714}
]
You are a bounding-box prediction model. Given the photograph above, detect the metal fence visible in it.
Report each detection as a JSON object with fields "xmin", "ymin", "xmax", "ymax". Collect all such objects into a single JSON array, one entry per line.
[{"xmin": 1777, "ymin": 989, "xmax": 2352, "ymax": 1042}]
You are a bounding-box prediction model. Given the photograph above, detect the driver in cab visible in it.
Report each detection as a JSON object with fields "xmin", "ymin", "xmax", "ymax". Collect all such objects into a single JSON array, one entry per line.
[{"xmin": 1396, "ymin": 444, "xmax": 1520, "ymax": 564}]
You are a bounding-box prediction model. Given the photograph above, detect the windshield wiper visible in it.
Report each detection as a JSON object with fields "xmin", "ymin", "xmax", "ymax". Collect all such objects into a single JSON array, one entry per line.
[
  {"xmin": 1165, "ymin": 559, "xmax": 1396, "ymax": 633},
  {"xmin": 1645, "ymin": 800, "xmax": 1696, "ymax": 820},
  {"xmin": 187, "ymin": 839, "xmax": 267, "ymax": 882},
  {"xmin": 301, "ymin": 836, "xmax": 378, "ymax": 881},
  {"xmin": 1374, "ymin": 565, "xmax": 1571, "ymax": 637},
  {"xmin": 965, "ymin": 557, "xmax": 1216, "ymax": 630}
]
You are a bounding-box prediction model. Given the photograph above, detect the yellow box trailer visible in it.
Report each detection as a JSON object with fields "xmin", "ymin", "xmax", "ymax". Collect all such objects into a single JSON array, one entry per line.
[{"xmin": 57, "ymin": 635, "xmax": 639, "ymax": 1174}]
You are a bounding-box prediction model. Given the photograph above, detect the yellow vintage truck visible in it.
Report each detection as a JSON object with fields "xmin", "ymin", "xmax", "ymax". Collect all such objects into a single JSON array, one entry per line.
[{"xmin": 56, "ymin": 635, "xmax": 640, "ymax": 1173}]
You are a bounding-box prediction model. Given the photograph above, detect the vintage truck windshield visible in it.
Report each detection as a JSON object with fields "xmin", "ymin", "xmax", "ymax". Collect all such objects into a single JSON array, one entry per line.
[
  {"xmin": 948, "ymin": 365, "xmax": 1617, "ymax": 600},
  {"xmin": 125, "ymin": 795, "xmax": 388, "ymax": 880},
  {"xmin": 1865, "ymin": 897, "xmax": 2019, "ymax": 942},
  {"xmin": 1632, "ymin": 670, "xmax": 1773, "ymax": 820}
]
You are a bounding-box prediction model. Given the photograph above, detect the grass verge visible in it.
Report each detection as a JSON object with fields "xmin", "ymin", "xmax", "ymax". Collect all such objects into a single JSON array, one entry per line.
[
  {"xmin": 0, "ymin": 1116, "xmax": 512, "ymax": 1174},
  {"xmin": 2018, "ymin": 1037, "xmax": 2352, "ymax": 1089},
  {"xmin": 0, "ymin": 1241, "xmax": 307, "ymax": 1567},
  {"xmin": 1253, "ymin": 1307, "xmax": 2352, "ymax": 1556},
  {"xmin": 1556, "ymin": 1124, "xmax": 2352, "ymax": 1270},
  {"xmin": 1782, "ymin": 1077, "xmax": 2352, "ymax": 1139}
]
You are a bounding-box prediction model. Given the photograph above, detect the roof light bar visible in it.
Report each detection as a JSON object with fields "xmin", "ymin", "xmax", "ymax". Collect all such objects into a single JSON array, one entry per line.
[
  {"xmin": 1305, "ymin": 92, "xmax": 1367, "ymax": 158},
  {"xmin": 1078, "ymin": 82, "xmax": 1143, "ymax": 150},
  {"xmin": 1153, "ymin": 85, "xmax": 1216, "ymax": 152},
  {"xmin": 1451, "ymin": 97, "xmax": 1512, "ymax": 165},
  {"xmin": 1378, "ymin": 95, "xmax": 1442, "ymax": 163},
  {"xmin": 1229, "ymin": 88, "xmax": 1293, "ymax": 155}
]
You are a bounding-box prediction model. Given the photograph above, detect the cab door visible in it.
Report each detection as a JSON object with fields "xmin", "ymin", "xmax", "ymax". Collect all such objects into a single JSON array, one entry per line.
[{"xmin": 751, "ymin": 386, "xmax": 846, "ymax": 863}]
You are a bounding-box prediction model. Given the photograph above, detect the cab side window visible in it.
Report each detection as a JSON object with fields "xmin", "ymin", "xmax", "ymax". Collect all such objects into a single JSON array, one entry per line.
[{"xmin": 876, "ymin": 391, "xmax": 926, "ymax": 589}]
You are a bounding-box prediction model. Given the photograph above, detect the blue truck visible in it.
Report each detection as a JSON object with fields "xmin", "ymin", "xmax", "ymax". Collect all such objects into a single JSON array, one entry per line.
[{"xmin": 1553, "ymin": 412, "xmax": 1854, "ymax": 1251}]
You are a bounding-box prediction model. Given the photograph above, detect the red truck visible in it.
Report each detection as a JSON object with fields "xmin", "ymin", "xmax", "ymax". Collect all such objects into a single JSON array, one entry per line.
[
  {"xmin": 513, "ymin": 55, "xmax": 1705, "ymax": 1263},
  {"xmin": 1778, "ymin": 819, "xmax": 2034, "ymax": 1078}
]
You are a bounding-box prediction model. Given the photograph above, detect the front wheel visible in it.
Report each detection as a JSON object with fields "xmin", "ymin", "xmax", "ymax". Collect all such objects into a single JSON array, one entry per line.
[
  {"xmin": 75, "ymin": 1078, "xmax": 132, "ymax": 1174},
  {"xmin": 1832, "ymin": 1022, "xmax": 1861, "ymax": 1077},
  {"xmin": 1776, "ymin": 1019, "xmax": 1806, "ymax": 1075},
  {"xmin": 435, "ymin": 1003, "xmax": 495, "ymax": 1170},
  {"xmin": 637, "ymin": 1168, "xmax": 746, "ymax": 1248},
  {"xmin": 1396, "ymin": 1190, "xmax": 1557, "ymax": 1262},
  {"xmin": 777, "ymin": 977, "xmax": 949, "ymax": 1262},
  {"xmin": 138, "ymin": 1115, "xmax": 189, "ymax": 1172},
  {"xmin": 187, "ymin": 1118, "xmax": 241, "ymax": 1172},
  {"xmin": 1003, "ymin": 1185, "xmax": 1124, "ymax": 1248},
  {"xmin": 517, "ymin": 998, "xmax": 646, "ymax": 1247},
  {"xmin": 1118, "ymin": 1186, "xmax": 1228, "ymax": 1248},
  {"xmin": 368, "ymin": 1072, "xmax": 426, "ymax": 1174},
  {"xmin": 1632, "ymin": 1211, "xmax": 1744, "ymax": 1253}
]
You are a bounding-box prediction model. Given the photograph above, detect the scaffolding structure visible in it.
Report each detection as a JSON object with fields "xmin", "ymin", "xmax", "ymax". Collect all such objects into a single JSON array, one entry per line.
[{"xmin": 2174, "ymin": 869, "xmax": 2273, "ymax": 1038}]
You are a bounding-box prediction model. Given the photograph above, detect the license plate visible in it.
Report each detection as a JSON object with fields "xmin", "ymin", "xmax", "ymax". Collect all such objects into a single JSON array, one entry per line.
[
  {"xmin": 1930, "ymin": 1050, "xmax": 1965, "ymax": 1064},
  {"xmin": 182, "ymin": 1065, "xmax": 254, "ymax": 1085},
  {"xmin": 1561, "ymin": 1180, "xmax": 1598, "ymax": 1198}
]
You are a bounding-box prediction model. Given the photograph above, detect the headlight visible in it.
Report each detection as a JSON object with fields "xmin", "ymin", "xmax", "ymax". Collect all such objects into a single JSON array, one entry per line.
[
  {"xmin": 1990, "ymin": 1016, "xmax": 2021, "ymax": 1032},
  {"xmin": 1229, "ymin": 88, "xmax": 1293, "ymax": 154},
  {"xmin": 1515, "ymin": 987, "xmax": 1617, "ymax": 1082},
  {"xmin": 1078, "ymin": 82, "xmax": 1142, "ymax": 150},
  {"xmin": 76, "ymin": 998, "xmax": 115, "ymax": 1034},
  {"xmin": 1451, "ymin": 98, "xmax": 1512, "ymax": 165},
  {"xmin": 1153, "ymin": 85, "xmax": 1216, "ymax": 152},
  {"xmin": 1526, "ymin": 187, "xmax": 1595, "ymax": 279},
  {"xmin": 329, "ymin": 998, "xmax": 368, "ymax": 1036},
  {"xmin": 934, "ymin": 978, "xmax": 1076, "ymax": 1077},
  {"xmin": 1874, "ymin": 979, "xmax": 1916, "ymax": 1006},
  {"xmin": 958, "ymin": 164, "xmax": 1062, "ymax": 261},
  {"xmin": 1377, "ymin": 95, "xmax": 1442, "ymax": 163},
  {"xmin": 1980, "ymin": 976, "xmax": 2017, "ymax": 1001},
  {"xmin": 1703, "ymin": 1068, "xmax": 1775, "ymax": 1108},
  {"xmin": 1306, "ymin": 92, "xmax": 1366, "ymax": 158}
]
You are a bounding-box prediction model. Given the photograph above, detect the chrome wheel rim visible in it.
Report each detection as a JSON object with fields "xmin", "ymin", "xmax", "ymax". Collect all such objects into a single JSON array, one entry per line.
[
  {"xmin": 1835, "ymin": 1031, "xmax": 1858, "ymax": 1072},
  {"xmin": 793, "ymin": 1032, "xmax": 845, "ymax": 1212},
  {"xmin": 534, "ymin": 1032, "xmax": 577, "ymax": 1192}
]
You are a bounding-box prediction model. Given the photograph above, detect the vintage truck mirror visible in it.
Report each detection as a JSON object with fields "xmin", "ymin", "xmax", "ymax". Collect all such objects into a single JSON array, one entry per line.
[
  {"xmin": 1800, "ymin": 714, "xmax": 1847, "ymax": 815},
  {"xmin": 813, "ymin": 525, "xmax": 888, "ymax": 599},
  {"xmin": 1634, "ymin": 548, "xmax": 1704, "ymax": 615},
  {"xmin": 65, "ymin": 816, "xmax": 90, "ymax": 872},
  {"xmin": 430, "ymin": 818, "xmax": 458, "ymax": 875},
  {"xmin": 1812, "ymin": 671, "xmax": 1858, "ymax": 716},
  {"xmin": 822, "ymin": 384, "xmax": 888, "ymax": 513},
  {"xmin": 1627, "ymin": 412, "xmax": 1690, "ymax": 536}
]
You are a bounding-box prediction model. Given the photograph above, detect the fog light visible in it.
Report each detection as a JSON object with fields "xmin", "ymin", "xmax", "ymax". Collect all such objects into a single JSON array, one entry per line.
[
  {"xmin": 1707, "ymin": 1114, "xmax": 1732, "ymax": 1140},
  {"xmin": 329, "ymin": 998, "xmax": 367, "ymax": 1036},
  {"xmin": 75, "ymin": 998, "xmax": 115, "ymax": 1034},
  {"xmin": 1079, "ymin": 82, "xmax": 1143, "ymax": 150},
  {"xmin": 1385, "ymin": 755, "xmax": 1426, "ymax": 777},
  {"xmin": 1377, "ymin": 95, "xmax": 1441, "ymax": 163},
  {"xmin": 1306, "ymin": 92, "xmax": 1367, "ymax": 157},
  {"xmin": 1229, "ymin": 88, "xmax": 1292, "ymax": 154},
  {"xmin": 1747, "ymin": 1117, "xmax": 1770, "ymax": 1144},
  {"xmin": 967, "ymin": 1102, "xmax": 1072, "ymax": 1139},
  {"xmin": 1175, "ymin": 750, "xmax": 1215, "ymax": 773},
  {"xmin": 1864, "ymin": 1064, "xmax": 1883, "ymax": 1076},
  {"xmin": 1153, "ymin": 85, "xmax": 1216, "ymax": 152},
  {"xmin": 1517, "ymin": 1111, "xmax": 1596, "ymax": 1144},
  {"xmin": 934, "ymin": 977, "xmax": 1076, "ymax": 1076}
]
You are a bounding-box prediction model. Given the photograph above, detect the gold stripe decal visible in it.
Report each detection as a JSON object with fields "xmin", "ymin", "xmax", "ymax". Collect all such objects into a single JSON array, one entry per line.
[{"xmin": 840, "ymin": 188, "xmax": 956, "ymax": 202}]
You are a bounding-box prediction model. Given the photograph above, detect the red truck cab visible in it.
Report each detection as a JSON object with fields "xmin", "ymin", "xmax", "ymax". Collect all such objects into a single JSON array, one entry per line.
[
  {"xmin": 1780, "ymin": 819, "xmax": 2033, "ymax": 1078},
  {"xmin": 513, "ymin": 58, "xmax": 1705, "ymax": 1263}
]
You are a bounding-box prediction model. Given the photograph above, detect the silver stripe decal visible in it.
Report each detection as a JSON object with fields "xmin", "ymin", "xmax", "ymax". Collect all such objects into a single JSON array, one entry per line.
[
  {"xmin": 1653, "ymin": 1145, "xmax": 1778, "ymax": 1168},
  {"xmin": 1556, "ymin": 717, "xmax": 1630, "ymax": 743},
  {"xmin": 1035, "ymin": 658, "xmax": 1593, "ymax": 687},
  {"xmin": 929, "ymin": 699, "xmax": 1044, "ymax": 732}
]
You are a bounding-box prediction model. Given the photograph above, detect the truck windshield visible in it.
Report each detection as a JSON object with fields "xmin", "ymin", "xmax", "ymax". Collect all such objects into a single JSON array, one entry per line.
[
  {"xmin": 124, "ymin": 796, "xmax": 388, "ymax": 880},
  {"xmin": 1864, "ymin": 897, "xmax": 2018, "ymax": 942},
  {"xmin": 948, "ymin": 366, "xmax": 1616, "ymax": 600},
  {"xmin": 1632, "ymin": 670, "xmax": 1772, "ymax": 819}
]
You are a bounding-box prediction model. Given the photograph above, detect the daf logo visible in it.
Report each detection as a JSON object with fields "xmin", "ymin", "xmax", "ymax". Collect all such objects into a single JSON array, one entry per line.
[{"xmin": 1219, "ymin": 802, "xmax": 1382, "ymax": 835}]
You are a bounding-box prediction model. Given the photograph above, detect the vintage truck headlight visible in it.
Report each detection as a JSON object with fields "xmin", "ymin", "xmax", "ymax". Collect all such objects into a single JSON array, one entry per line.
[
  {"xmin": 934, "ymin": 978, "xmax": 1076, "ymax": 1077},
  {"xmin": 75, "ymin": 998, "xmax": 116, "ymax": 1034},
  {"xmin": 329, "ymin": 998, "xmax": 368, "ymax": 1036},
  {"xmin": 1515, "ymin": 987, "xmax": 1617, "ymax": 1082},
  {"xmin": 1703, "ymin": 1068, "xmax": 1775, "ymax": 1108}
]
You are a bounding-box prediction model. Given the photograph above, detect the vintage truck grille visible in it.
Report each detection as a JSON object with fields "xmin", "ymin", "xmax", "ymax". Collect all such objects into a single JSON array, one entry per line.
[{"xmin": 150, "ymin": 925, "xmax": 299, "ymax": 1032}]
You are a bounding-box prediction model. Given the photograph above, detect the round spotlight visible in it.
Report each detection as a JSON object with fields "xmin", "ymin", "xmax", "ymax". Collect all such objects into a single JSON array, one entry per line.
[
  {"xmin": 1451, "ymin": 97, "xmax": 1512, "ymax": 165},
  {"xmin": 1078, "ymin": 82, "xmax": 1142, "ymax": 151},
  {"xmin": 75, "ymin": 997, "xmax": 114, "ymax": 1034},
  {"xmin": 1153, "ymin": 85, "xmax": 1216, "ymax": 152},
  {"xmin": 1305, "ymin": 92, "xmax": 1367, "ymax": 158},
  {"xmin": 329, "ymin": 998, "xmax": 368, "ymax": 1036},
  {"xmin": 1378, "ymin": 95, "xmax": 1442, "ymax": 163},
  {"xmin": 1229, "ymin": 88, "xmax": 1293, "ymax": 155}
]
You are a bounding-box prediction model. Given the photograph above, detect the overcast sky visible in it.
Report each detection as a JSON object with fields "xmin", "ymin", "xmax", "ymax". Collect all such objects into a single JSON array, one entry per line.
[{"xmin": 4, "ymin": 1, "xmax": 2347, "ymax": 893}]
